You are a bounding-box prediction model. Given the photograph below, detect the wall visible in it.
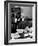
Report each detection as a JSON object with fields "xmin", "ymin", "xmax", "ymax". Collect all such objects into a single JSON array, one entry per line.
[{"xmin": 21, "ymin": 7, "xmax": 32, "ymax": 18}]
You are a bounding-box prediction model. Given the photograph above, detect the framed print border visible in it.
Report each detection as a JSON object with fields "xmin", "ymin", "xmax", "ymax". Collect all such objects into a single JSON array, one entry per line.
[{"xmin": 4, "ymin": 1, "xmax": 37, "ymax": 45}]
